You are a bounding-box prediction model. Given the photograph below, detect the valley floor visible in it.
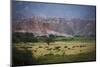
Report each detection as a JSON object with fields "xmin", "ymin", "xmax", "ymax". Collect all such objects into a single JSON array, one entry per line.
[{"xmin": 12, "ymin": 40, "xmax": 96, "ymax": 66}]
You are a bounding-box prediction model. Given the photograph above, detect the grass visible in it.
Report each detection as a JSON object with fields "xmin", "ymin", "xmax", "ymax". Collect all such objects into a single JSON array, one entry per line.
[
  {"xmin": 36, "ymin": 51, "xmax": 96, "ymax": 64},
  {"xmin": 12, "ymin": 37, "xmax": 96, "ymax": 66}
]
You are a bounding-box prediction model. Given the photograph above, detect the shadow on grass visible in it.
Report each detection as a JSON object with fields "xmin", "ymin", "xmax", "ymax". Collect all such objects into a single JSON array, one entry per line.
[{"xmin": 12, "ymin": 47, "xmax": 37, "ymax": 66}]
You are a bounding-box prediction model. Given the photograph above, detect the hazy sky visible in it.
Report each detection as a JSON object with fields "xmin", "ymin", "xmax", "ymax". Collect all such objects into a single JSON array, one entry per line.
[{"xmin": 12, "ymin": 1, "xmax": 96, "ymax": 20}]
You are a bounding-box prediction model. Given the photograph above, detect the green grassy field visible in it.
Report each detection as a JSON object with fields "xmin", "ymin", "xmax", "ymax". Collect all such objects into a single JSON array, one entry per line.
[
  {"xmin": 36, "ymin": 51, "xmax": 96, "ymax": 64},
  {"xmin": 12, "ymin": 36, "xmax": 96, "ymax": 66},
  {"xmin": 12, "ymin": 37, "xmax": 96, "ymax": 66}
]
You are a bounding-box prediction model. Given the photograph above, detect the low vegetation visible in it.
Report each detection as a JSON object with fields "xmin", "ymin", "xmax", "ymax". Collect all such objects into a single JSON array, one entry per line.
[{"xmin": 12, "ymin": 32, "xmax": 96, "ymax": 66}]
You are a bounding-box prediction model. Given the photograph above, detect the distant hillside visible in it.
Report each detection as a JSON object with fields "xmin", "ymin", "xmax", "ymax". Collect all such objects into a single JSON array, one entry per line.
[{"xmin": 12, "ymin": 16, "xmax": 96, "ymax": 37}]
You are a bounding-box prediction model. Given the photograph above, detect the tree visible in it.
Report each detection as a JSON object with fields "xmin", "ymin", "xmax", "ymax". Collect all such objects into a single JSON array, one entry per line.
[
  {"xmin": 12, "ymin": 32, "xmax": 38, "ymax": 43},
  {"xmin": 43, "ymin": 34, "xmax": 55, "ymax": 45}
]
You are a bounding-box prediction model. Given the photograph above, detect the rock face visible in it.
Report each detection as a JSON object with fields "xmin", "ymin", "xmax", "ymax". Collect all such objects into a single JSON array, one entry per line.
[{"xmin": 12, "ymin": 16, "xmax": 96, "ymax": 37}]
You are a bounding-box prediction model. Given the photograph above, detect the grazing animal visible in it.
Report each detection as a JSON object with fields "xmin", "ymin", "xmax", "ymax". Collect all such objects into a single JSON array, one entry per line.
[
  {"xmin": 68, "ymin": 48, "xmax": 70, "ymax": 50},
  {"xmin": 38, "ymin": 46, "xmax": 42, "ymax": 48},
  {"xmin": 72, "ymin": 46, "xmax": 75, "ymax": 48},
  {"xmin": 80, "ymin": 45, "xmax": 86, "ymax": 48},
  {"xmin": 64, "ymin": 46, "xmax": 68, "ymax": 48}
]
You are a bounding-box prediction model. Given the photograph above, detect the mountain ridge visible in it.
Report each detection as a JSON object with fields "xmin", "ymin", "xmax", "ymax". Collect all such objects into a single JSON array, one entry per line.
[{"xmin": 12, "ymin": 16, "xmax": 96, "ymax": 37}]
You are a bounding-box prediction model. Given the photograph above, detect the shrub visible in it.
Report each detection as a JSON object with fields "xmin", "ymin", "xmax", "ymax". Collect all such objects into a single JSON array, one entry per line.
[{"xmin": 12, "ymin": 32, "xmax": 38, "ymax": 43}]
